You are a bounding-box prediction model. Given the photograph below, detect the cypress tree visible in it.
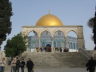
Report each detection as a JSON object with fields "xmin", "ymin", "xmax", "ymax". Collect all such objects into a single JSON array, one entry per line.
[
  {"xmin": 0, "ymin": 0, "xmax": 13, "ymax": 46},
  {"xmin": 88, "ymin": 12, "xmax": 96, "ymax": 50},
  {"xmin": 93, "ymin": 12, "xmax": 96, "ymax": 50}
]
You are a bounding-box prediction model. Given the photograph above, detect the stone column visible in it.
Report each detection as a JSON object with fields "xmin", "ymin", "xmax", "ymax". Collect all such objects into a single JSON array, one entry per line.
[
  {"xmin": 38, "ymin": 37, "xmax": 40, "ymax": 52},
  {"xmin": 23, "ymin": 32, "xmax": 28, "ymax": 52},
  {"xmin": 78, "ymin": 38, "xmax": 84, "ymax": 49},
  {"xmin": 65, "ymin": 37, "xmax": 67, "ymax": 48},
  {"xmin": 51, "ymin": 37, "xmax": 54, "ymax": 52},
  {"xmin": 77, "ymin": 26, "xmax": 84, "ymax": 49}
]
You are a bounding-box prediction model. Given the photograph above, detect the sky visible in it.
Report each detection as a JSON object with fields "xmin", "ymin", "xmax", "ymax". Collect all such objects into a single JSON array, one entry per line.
[{"xmin": 1, "ymin": 0, "xmax": 96, "ymax": 50}]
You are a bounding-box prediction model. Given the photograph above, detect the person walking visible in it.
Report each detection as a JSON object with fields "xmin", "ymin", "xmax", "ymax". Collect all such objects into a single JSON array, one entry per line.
[
  {"xmin": 11, "ymin": 57, "xmax": 16, "ymax": 72},
  {"xmin": 20, "ymin": 59, "xmax": 25, "ymax": 72},
  {"xmin": 86, "ymin": 56, "xmax": 96, "ymax": 72},
  {"xmin": 0, "ymin": 58, "xmax": 6, "ymax": 72},
  {"xmin": 16, "ymin": 57, "xmax": 20, "ymax": 72},
  {"xmin": 26, "ymin": 58, "xmax": 34, "ymax": 72}
]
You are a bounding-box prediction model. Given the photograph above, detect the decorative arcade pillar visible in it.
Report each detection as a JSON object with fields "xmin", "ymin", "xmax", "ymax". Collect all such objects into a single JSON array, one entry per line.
[
  {"xmin": 65, "ymin": 37, "xmax": 67, "ymax": 48},
  {"xmin": 22, "ymin": 32, "xmax": 28, "ymax": 52},
  {"xmin": 77, "ymin": 26, "xmax": 84, "ymax": 49},
  {"xmin": 78, "ymin": 38, "xmax": 84, "ymax": 49},
  {"xmin": 38, "ymin": 37, "xmax": 40, "ymax": 52},
  {"xmin": 51, "ymin": 37, "xmax": 54, "ymax": 52}
]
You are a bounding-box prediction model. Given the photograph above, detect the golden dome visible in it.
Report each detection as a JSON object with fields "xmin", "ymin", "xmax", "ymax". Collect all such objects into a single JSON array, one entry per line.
[{"xmin": 35, "ymin": 14, "xmax": 63, "ymax": 26}]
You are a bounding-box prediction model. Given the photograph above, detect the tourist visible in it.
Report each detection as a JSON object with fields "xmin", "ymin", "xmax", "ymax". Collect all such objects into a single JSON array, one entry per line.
[
  {"xmin": 0, "ymin": 58, "xmax": 6, "ymax": 72},
  {"xmin": 86, "ymin": 56, "xmax": 96, "ymax": 72},
  {"xmin": 42, "ymin": 48, "xmax": 43, "ymax": 52},
  {"xmin": 36, "ymin": 48, "xmax": 39, "ymax": 52},
  {"xmin": 60, "ymin": 48, "xmax": 62, "ymax": 52},
  {"xmin": 64, "ymin": 48, "xmax": 69, "ymax": 52},
  {"xmin": 11, "ymin": 57, "xmax": 16, "ymax": 72},
  {"xmin": 40, "ymin": 48, "xmax": 43, "ymax": 52},
  {"xmin": 48, "ymin": 47, "xmax": 51, "ymax": 52},
  {"xmin": 26, "ymin": 58, "xmax": 34, "ymax": 72},
  {"xmin": 20, "ymin": 59, "xmax": 25, "ymax": 72},
  {"xmin": 16, "ymin": 57, "xmax": 20, "ymax": 72}
]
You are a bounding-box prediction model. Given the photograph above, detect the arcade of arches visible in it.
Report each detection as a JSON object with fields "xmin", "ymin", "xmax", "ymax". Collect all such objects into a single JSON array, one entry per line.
[{"xmin": 22, "ymin": 26, "xmax": 84, "ymax": 52}]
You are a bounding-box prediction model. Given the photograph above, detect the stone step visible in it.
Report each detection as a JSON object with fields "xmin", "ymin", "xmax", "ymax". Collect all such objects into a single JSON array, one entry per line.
[{"xmin": 21, "ymin": 52, "xmax": 88, "ymax": 68}]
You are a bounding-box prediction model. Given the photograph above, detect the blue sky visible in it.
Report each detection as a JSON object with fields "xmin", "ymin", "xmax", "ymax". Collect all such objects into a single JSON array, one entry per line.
[{"xmin": 1, "ymin": 0, "xmax": 96, "ymax": 50}]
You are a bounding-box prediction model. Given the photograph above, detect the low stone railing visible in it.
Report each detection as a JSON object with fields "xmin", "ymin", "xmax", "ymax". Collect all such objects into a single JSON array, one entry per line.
[{"xmin": 78, "ymin": 48, "xmax": 91, "ymax": 59}]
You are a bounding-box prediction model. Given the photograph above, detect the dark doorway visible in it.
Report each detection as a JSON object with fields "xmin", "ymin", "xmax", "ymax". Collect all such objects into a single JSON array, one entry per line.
[{"xmin": 45, "ymin": 44, "xmax": 51, "ymax": 52}]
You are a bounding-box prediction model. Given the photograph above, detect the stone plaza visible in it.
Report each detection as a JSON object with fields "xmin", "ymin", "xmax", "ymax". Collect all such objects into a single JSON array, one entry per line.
[{"xmin": 5, "ymin": 68, "xmax": 88, "ymax": 72}]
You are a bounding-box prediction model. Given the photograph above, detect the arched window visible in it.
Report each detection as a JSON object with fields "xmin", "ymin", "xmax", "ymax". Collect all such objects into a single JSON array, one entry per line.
[
  {"xmin": 33, "ymin": 42, "xmax": 35, "ymax": 48},
  {"xmin": 67, "ymin": 31, "xmax": 78, "ymax": 49},
  {"xmin": 70, "ymin": 43, "xmax": 72, "ymax": 49},
  {"xmin": 46, "ymin": 31, "xmax": 48, "ymax": 35},
  {"xmin": 28, "ymin": 42, "xmax": 31, "ymax": 48},
  {"xmin": 62, "ymin": 42, "xmax": 64, "ymax": 47},
  {"xmin": 54, "ymin": 42, "xmax": 56, "ymax": 47},
  {"xmin": 76, "ymin": 44, "xmax": 78, "ymax": 49},
  {"xmin": 28, "ymin": 31, "xmax": 38, "ymax": 49},
  {"xmin": 58, "ymin": 42, "xmax": 61, "ymax": 47},
  {"xmin": 73, "ymin": 43, "xmax": 75, "ymax": 49},
  {"xmin": 58, "ymin": 31, "xmax": 61, "ymax": 35}
]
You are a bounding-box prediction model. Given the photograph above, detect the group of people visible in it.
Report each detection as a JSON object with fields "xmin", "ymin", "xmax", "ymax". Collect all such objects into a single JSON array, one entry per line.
[
  {"xmin": 10, "ymin": 57, "xmax": 34, "ymax": 72},
  {"xmin": 0, "ymin": 57, "xmax": 34, "ymax": 72},
  {"xmin": 11, "ymin": 57, "xmax": 24, "ymax": 72},
  {"xmin": 55, "ymin": 48, "xmax": 69, "ymax": 52},
  {"xmin": 37, "ymin": 47, "xmax": 51, "ymax": 52}
]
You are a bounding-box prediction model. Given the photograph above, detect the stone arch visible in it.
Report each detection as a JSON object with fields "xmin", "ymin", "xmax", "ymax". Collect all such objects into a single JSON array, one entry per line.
[
  {"xmin": 40, "ymin": 30, "xmax": 52, "ymax": 52},
  {"xmin": 53, "ymin": 30, "xmax": 65, "ymax": 51},
  {"xmin": 66, "ymin": 30, "xmax": 78, "ymax": 38},
  {"xmin": 40, "ymin": 30, "xmax": 52, "ymax": 37},
  {"xmin": 27, "ymin": 30, "xmax": 39, "ymax": 52},
  {"xmin": 28, "ymin": 30, "xmax": 39, "ymax": 37},
  {"xmin": 67, "ymin": 30, "xmax": 78, "ymax": 50},
  {"xmin": 53, "ymin": 30, "xmax": 65, "ymax": 37}
]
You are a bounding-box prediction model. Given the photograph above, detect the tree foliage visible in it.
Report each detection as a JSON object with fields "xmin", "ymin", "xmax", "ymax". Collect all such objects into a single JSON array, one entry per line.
[
  {"xmin": 88, "ymin": 12, "xmax": 96, "ymax": 50},
  {"xmin": 0, "ymin": 0, "xmax": 13, "ymax": 45},
  {"xmin": 4, "ymin": 33, "xmax": 27, "ymax": 57}
]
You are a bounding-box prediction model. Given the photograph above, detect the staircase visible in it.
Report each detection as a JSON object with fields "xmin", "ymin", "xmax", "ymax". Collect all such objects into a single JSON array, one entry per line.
[{"xmin": 21, "ymin": 52, "xmax": 88, "ymax": 68}]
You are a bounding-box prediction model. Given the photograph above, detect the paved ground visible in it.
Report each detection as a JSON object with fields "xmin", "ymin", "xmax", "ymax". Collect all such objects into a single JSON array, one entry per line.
[{"xmin": 5, "ymin": 68, "xmax": 88, "ymax": 72}]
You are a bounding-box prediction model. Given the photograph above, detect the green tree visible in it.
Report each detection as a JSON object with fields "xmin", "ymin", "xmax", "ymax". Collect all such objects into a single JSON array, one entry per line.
[
  {"xmin": 88, "ymin": 12, "xmax": 96, "ymax": 50},
  {"xmin": 4, "ymin": 33, "xmax": 27, "ymax": 57},
  {"xmin": 0, "ymin": 0, "xmax": 13, "ymax": 46}
]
